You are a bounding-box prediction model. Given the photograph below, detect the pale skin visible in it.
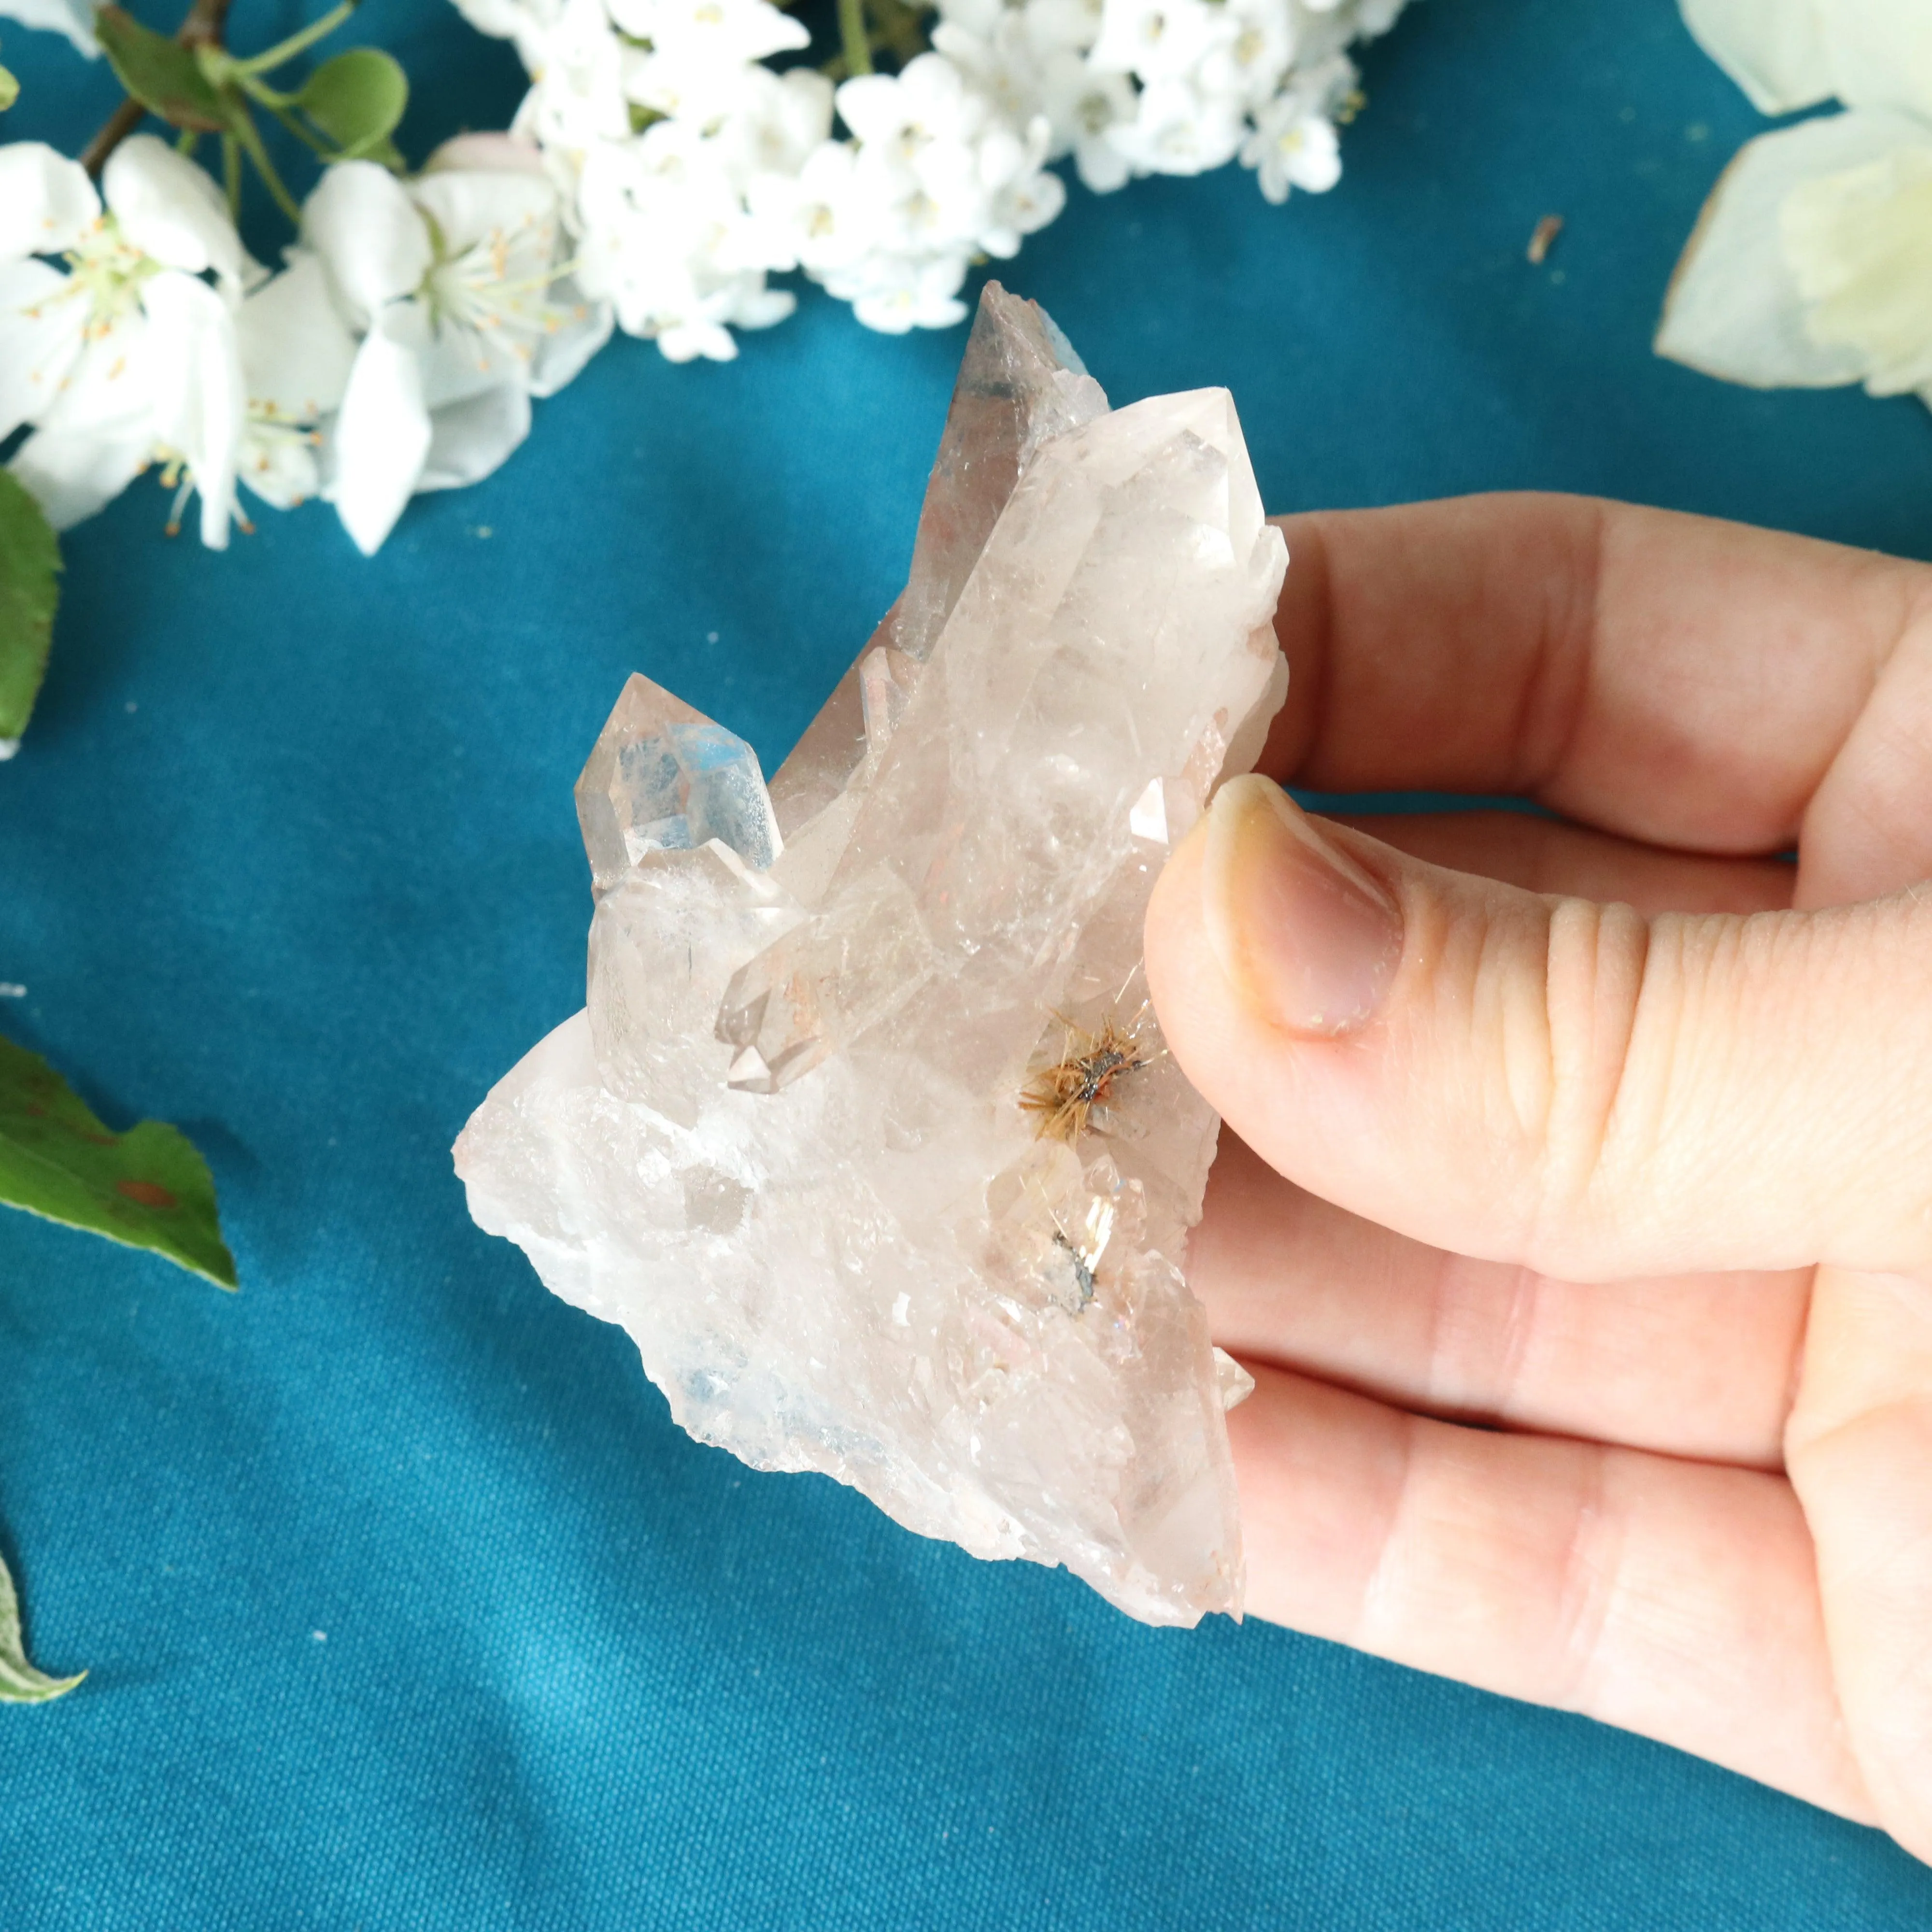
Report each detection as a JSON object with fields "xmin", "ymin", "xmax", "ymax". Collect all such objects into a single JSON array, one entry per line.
[{"xmin": 1141, "ymin": 494, "xmax": 1932, "ymax": 1864}]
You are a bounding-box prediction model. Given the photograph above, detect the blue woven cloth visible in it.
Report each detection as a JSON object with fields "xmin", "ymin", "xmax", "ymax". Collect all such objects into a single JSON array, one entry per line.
[{"xmin": 4, "ymin": 0, "xmax": 1931, "ymax": 1923}]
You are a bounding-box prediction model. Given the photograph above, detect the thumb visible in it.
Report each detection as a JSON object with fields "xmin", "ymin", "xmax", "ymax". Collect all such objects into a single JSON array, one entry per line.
[{"xmin": 1144, "ymin": 776, "xmax": 1932, "ymax": 1281}]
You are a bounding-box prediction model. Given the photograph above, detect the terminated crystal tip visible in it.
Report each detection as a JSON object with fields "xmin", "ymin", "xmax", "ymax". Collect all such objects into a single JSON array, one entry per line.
[
  {"xmin": 576, "ymin": 674, "xmax": 783, "ymax": 894},
  {"xmin": 457, "ymin": 283, "xmax": 1291, "ymax": 1627}
]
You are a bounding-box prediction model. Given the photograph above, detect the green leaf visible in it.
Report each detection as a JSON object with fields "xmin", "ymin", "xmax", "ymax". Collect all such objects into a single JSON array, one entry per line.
[
  {"xmin": 0, "ymin": 469, "xmax": 59, "ymax": 749},
  {"xmin": 0, "ymin": 1034, "xmax": 238, "ymax": 1290},
  {"xmin": 298, "ymin": 47, "xmax": 406, "ymax": 159},
  {"xmin": 0, "ymin": 62, "xmax": 20, "ymax": 112},
  {"xmin": 94, "ymin": 5, "xmax": 230, "ymax": 132},
  {"xmin": 0, "ymin": 1547, "xmax": 84, "ymax": 1705}
]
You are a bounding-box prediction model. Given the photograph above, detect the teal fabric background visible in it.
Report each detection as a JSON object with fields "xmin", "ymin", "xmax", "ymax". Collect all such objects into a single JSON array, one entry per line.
[{"xmin": 3, "ymin": 0, "xmax": 1931, "ymax": 1924}]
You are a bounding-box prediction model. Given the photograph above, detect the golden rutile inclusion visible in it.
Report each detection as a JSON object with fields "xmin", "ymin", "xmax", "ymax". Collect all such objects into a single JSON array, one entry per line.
[{"xmin": 1019, "ymin": 1010, "xmax": 1154, "ymax": 1147}]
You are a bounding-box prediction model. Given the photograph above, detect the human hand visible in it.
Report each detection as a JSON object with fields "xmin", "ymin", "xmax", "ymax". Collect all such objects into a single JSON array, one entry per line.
[{"xmin": 1143, "ymin": 494, "xmax": 1932, "ymax": 1861}]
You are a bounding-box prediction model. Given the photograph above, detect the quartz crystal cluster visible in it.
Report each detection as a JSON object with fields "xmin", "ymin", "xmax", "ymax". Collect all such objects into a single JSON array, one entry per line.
[{"xmin": 455, "ymin": 285, "xmax": 1289, "ymax": 1624}]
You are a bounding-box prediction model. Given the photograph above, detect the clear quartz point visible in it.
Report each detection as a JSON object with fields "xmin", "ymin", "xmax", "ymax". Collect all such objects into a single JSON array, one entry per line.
[
  {"xmin": 456, "ymin": 284, "xmax": 1290, "ymax": 1627},
  {"xmin": 766, "ymin": 283, "xmax": 1109, "ymax": 856},
  {"xmin": 576, "ymin": 674, "xmax": 783, "ymax": 893}
]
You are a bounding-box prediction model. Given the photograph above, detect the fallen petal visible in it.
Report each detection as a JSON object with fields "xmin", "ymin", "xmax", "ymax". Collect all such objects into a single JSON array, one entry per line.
[{"xmin": 1655, "ymin": 110, "xmax": 1918, "ymax": 389}]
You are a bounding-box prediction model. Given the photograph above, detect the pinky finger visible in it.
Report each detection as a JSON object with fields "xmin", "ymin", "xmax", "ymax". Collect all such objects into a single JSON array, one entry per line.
[{"xmin": 1230, "ymin": 1364, "xmax": 1872, "ymax": 1820}]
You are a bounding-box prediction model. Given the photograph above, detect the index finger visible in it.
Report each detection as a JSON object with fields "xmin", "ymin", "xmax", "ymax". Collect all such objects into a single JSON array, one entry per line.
[{"xmin": 1264, "ymin": 493, "xmax": 1931, "ymax": 854}]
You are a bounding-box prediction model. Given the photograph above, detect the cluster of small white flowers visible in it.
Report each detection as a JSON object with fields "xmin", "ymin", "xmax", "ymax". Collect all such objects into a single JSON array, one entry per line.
[
  {"xmin": 937, "ymin": 0, "xmax": 1404, "ymax": 203},
  {"xmin": 459, "ymin": 0, "xmax": 1410, "ymax": 355},
  {"xmin": 0, "ymin": 0, "xmax": 1406, "ymax": 555}
]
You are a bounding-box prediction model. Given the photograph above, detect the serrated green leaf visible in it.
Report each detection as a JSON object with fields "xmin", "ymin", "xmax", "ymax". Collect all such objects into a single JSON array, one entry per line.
[
  {"xmin": 95, "ymin": 5, "xmax": 230, "ymax": 132},
  {"xmin": 0, "ymin": 1547, "xmax": 83, "ymax": 1705},
  {"xmin": 0, "ymin": 469, "xmax": 59, "ymax": 747},
  {"xmin": 299, "ymin": 47, "xmax": 406, "ymax": 159},
  {"xmin": 0, "ymin": 1034, "xmax": 238, "ymax": 1289}
]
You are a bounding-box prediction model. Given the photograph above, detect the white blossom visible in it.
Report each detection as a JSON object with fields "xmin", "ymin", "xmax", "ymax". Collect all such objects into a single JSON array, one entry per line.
[
  {"xmin": 838, "ymin": 54, "xmax": 993, "ymax": 171},
  {"xmin": 1021, "ymin": 0, "xmax": 1104, "ymax": 58},
  {"xmin": 1108, "ymin": 75, "xmax": 1246, "ymax": 175},
  {"xmin": 0, "ymin": 136, "xmax": 249, "ymax": 546},
  {"xmin": 613, "ymin": 0, "xmax": 809, "ymax": 121},
  {"xmin": 746, "ymin": 137, "xmax": 898, "ymax": 278},
  {"xmin": 572, "ymin": 120, "xmax": 794, "ymax": 358},
  {"xmin": 826, "ymin": 251, "xmax": 971, "ymax": 333},
  {"xmin": 930, "ymin": 5, "xmax": 1046, "ymax": 128},
  {"xmin": 469, "ymin": 0, "xmax": 1408, "ymax": 342},
  {"xmin": 1199, "ymin": 0, "xmax": 1298, "ymax": 109},
  {"xmin": 255, "ymin": 139, "xmax": 611, "ymax": 554},
  {"xmin": 1659, "ymin": 0, "xmax": 1932, "ymax": 413},
  {"xmin": 511, "ymin": 0, "xmax": 636, "ymax": 155},
  {"xmin": 1031, "ymin": 48, "xmax": 1136, "ymax": 191},
  {"xmin": 715, "ymin": 67, "xmax": 837, "ymax": 182},
  {"xmin": 1239, "ymin": 92, "xmax": 1341, "ymax": 202},
  {"xmin": 1088, "ymin": 0, "xmax": 1236, "ymax": 87}
]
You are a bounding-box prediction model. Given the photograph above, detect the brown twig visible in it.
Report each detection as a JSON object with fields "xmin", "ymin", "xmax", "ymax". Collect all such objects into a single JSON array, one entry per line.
[
  {"xmin": 79, "ymin": 96, "xmax": 144, "ymax": 175},
  {"xmin": 80, "ymin": 0, "xmax": 235, "ymax": 177}
]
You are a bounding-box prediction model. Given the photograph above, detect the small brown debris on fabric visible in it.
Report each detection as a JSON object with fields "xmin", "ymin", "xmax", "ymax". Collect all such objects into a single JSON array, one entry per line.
[{"xmin": 1527, "ymin": 214, "xmax": 1564, "ymax": 265}]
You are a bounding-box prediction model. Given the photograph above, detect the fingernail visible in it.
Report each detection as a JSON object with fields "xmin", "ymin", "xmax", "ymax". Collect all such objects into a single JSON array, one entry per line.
[{"xmin": 1202, "ymin": 776, "xmax": 1402, "ymax": 1036}]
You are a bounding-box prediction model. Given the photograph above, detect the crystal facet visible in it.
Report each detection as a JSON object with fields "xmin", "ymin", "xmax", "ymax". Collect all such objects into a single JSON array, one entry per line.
[
  {"xmin": 577, "ymin": 675, "xmax": 783, "ymax": 891},
  {"xmin": 456, "ymin": 285, "xmax": 1289, "ymax": 1626}
]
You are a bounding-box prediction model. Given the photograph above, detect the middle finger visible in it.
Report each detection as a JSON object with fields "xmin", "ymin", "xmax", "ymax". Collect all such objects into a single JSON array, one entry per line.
[{"xmin": 1192, "ymin": 1133, "xmax": 1811, "ymax": 1468}]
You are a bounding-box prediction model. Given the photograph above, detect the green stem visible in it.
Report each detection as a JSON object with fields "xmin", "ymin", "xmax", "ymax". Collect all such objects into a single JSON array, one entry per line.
[
  {"xmin": 221, "ymin": 128, "xmax": 240, "ymax": 215},
  {"xmin": 837, "ymin": 0, "xmax": 872, "ymax": 77},
  {"xmin": 232, "ymin": 0, "xmax": 357, "ymax": 77},
  {"xmin": 234, "ymin": 69, "xmax": 297, "ymax": 111},
  {"xmin": 228, "ymin": 100, "xmax": 301, "ymax": 223},
  {"xmin": 267, "ymin": 100, "xmax": 337, "ymax": 158}
]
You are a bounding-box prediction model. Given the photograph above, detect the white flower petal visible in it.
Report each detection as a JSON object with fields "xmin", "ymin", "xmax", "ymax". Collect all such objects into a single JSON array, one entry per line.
[
  {"xmin": 304, "ymin": 163, "xmax": 433, "ymax": 330},
  {"xmin": 1655, "ymin": 109, "xmax": 1916, "ymax": 388},
  {"xmin": 423, "ymin": 131, "xmax": 552, "ymax": 179},
  {"xmin": 0, "ymin": 142, "xmax": 100, "ymax": 262},
  {"xmin": 102, "ymin": 135, "xmax": 242, "ymax": 286},
  {"xmin": 1820, "ymin": 0, "xmax": 1932, "ymax": 118},
  {"xmin": 237, "ymin": 253, "xmax": 358, "ymax": 424},
  {"xmin": 655, "ymin": 318, "xmax": 738, "ymax": 361},
  {"xmin": 8, "ymin": 321, "xmax": 157, "ymax": 528},
  {"xmin": 527, "ymin": 279, "xmax": 615, "ymax": 397},
  {"xmin": 408, "ymin": 168, "xmax": 557, "ymax": 260},
  {"xmin": 0, "ymin": 0, "xmax": 99, "ymax": 55},
  {"xmin": 8, "ymin": 422, "xmax": 150, "ymax": 530},
  {"xmin": 445, "ymin": 0, "xmax": 563, "ymax": 49},
  {"xmin": 1075, "ymin": 133, "xmax": 1132, "ymax": 193},
  {"xmin": 725, "ymin": 283, "xmax": 794, "ymax": 331},
  {"xmin": 416, "ymin": 322, "xmax": 517, "ymax": 412},
  {"xmin": 140, "ymin": 268, "xmax": 245, "ymax": 548},
  {"xmin": 836, "ymin": 73, "xmax": 913, "ymax": 147},
  {"xmin": 324, "ymin": 307, "xmax": 435, "ymax": 555},
  {"xmin": 1679, "ymin": 0, "xmax": 1833, "ymax": 115},
  {"xmin": 415, "ymin": 381, "xmax": 531, "ymax": 491},
  {"xmin": 0, "ymin": 258, "xmax": 85, "ymax": 440},
  {"xmin": 32, "ymin": 315, "xmax": 154, "ymax": 439},
  {"xmin": 1782, "ymin": 130, "xmax": 1932, "ymax": 393},
  {"xmin": 237, "ymin": 421, "xmax": 321, "ymax": 511}
]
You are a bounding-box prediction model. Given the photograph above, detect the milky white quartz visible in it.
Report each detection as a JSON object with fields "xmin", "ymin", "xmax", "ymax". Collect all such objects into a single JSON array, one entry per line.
[{"xmin": 455, "ymin": 286, "xmax": 1288, "ymax": 1624}]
